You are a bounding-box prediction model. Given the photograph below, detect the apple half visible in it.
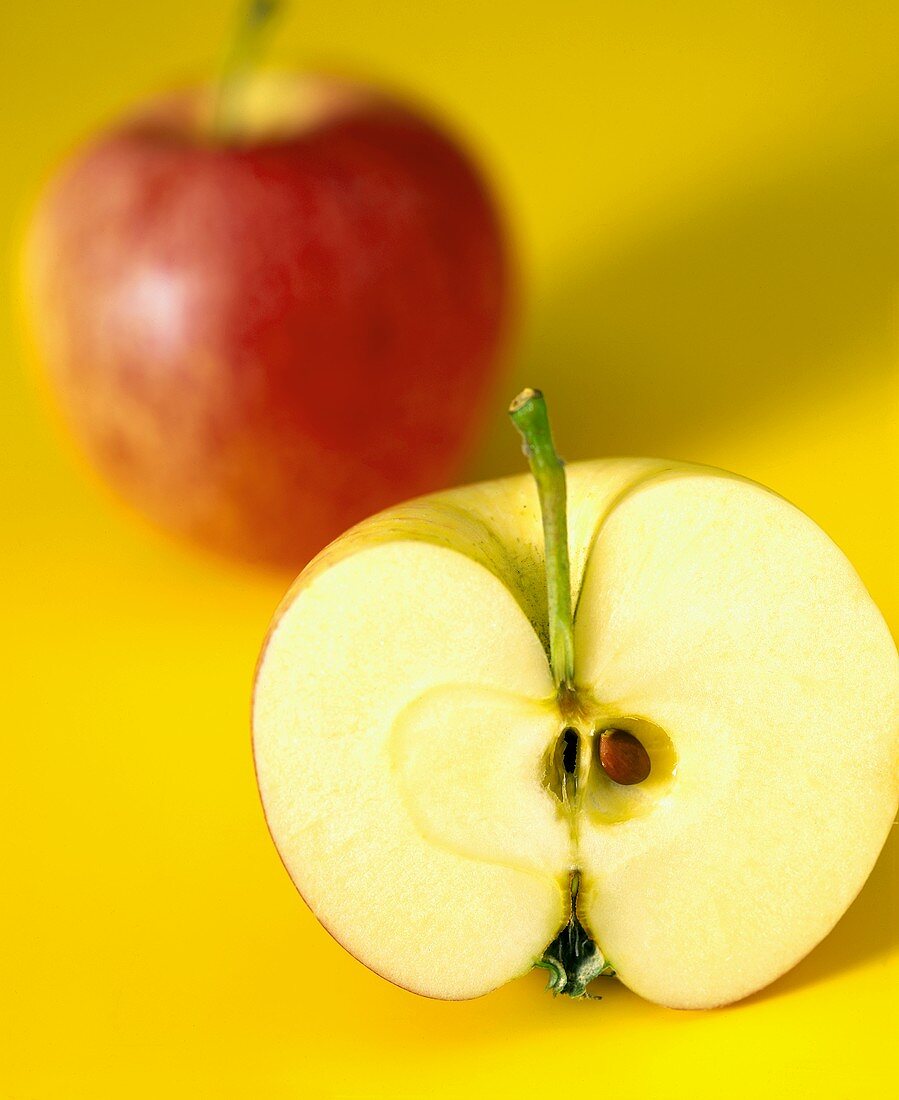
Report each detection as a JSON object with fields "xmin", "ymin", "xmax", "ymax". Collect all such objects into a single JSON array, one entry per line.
[{"xmin": 253, "ymin": 395, "xmax": 899, "ymax": 1009}]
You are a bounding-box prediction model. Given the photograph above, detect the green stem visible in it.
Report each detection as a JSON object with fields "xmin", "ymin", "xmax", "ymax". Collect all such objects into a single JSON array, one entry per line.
[
  {"xmin": 210, "ymin": 0, "xmax": 283, "ymax": 143},
  {"xmin": 509, "ymin": 388, "xmax": 575, "ymax": 692}
]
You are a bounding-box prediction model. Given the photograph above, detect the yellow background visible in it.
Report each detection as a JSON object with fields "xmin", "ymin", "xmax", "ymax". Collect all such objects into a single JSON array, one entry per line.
[{"xmin": 3, "ymin": 2, "xmax": 898, "ymax": 1096}]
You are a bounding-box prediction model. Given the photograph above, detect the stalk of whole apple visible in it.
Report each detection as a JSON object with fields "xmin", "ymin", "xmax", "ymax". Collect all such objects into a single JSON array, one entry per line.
[
  {"xmin": 253, "ymin": 391, "xmax": 899, "ymax": 1008},
  {"xmin": 25, "ymin": 3, "xmax": 510, "ymax": 570},
  {"xmin": 211, "ymin": 0, "xmax": 284, "ymax": 142}
]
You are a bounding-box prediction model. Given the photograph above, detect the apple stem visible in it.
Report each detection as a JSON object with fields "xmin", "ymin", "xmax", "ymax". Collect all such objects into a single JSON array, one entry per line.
[
  {"xmin": 210, "ymin": 0, "xmax": 283, "ymax": 143},
  {"xmin": 509, "ymin": 388, "xmax": 575, "ymax": 693}
]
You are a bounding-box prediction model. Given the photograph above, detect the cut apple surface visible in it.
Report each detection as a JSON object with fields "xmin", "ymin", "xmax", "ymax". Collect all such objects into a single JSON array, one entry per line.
[
  {"xmin": 253, "ymin": 456, "xmax": 899, "ymax": 1008},
  {"xmin": 253, "ymin": 537, "xmax": 568, "ymax": 999},
  {"xmin": 573, "ymin": 471, "xmax": 899, "ymax": 1007}
]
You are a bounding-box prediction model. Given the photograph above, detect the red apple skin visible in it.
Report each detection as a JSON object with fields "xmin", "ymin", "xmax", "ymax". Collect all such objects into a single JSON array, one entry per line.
[{"xmin": 26, "ymin": 75, "xmax": 510, "ymax": 570}]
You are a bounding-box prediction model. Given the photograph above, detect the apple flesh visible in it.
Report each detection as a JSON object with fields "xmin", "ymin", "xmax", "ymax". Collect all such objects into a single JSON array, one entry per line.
[
  {"xmin": 26, "ymin": 74, "xmax": 509, "ymax": 569},
  {"xmin": 252, "ymin": 459, "xmax": 899, "ymax": 1007}
]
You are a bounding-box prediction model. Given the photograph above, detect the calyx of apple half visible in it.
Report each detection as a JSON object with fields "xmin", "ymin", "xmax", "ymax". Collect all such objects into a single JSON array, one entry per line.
[{"xmin": 253, "ymin": 389, "xmax": 899, "ymax": 1009}]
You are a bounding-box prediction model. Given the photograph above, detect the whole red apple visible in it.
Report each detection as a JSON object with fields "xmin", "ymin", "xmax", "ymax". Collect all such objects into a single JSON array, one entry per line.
[{"xmin": 26, "ymin": 73, "xmax": 510, "ymax": 569}]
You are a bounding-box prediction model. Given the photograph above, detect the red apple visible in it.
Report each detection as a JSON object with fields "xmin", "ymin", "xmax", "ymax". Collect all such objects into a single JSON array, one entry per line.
[{"xmin": 26, "ymin": 73, "xmax": 510, "ymax": 569}]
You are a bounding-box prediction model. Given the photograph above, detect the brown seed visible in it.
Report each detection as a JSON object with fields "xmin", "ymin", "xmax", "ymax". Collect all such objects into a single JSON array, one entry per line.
[{"xmin": 598, "ymin": 729, "xmax": 651, "ymax": 785}]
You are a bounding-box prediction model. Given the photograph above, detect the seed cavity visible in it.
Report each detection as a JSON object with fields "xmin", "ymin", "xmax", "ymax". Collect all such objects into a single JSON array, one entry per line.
[
  {"xmin": 544, "ymin": 726, "xmax": 581, "ymax": 805},
  {"xmin": 561, "ymin": 727, "xmax": 579, "ymax": 776},
  {"xmin": 597, "ymin": 728, "xmax": 651, "ymax": 786}
]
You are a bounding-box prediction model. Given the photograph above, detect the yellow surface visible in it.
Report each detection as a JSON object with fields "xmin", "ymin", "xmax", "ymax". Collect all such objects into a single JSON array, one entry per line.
[{"xmin": 2, "ymin": 2, "xmax": 897, "ymax": 1096}]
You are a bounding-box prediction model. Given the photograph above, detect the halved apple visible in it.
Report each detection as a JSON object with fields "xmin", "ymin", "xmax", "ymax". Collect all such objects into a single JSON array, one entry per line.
[{"xmin": 253, "ymin": 393, "xmax": 899, "ymax": 1008}]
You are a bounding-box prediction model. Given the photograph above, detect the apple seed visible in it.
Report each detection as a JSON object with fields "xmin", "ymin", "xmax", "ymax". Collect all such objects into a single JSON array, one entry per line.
[{"xmin": 598, "ymin": 729, "xmax": 651, "ymax": 786}]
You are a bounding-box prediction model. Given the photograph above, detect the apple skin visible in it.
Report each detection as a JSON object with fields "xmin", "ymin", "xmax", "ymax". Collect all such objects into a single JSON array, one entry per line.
[{"xmin": 26, "ymin": 74, "xmax": 510, "ymax": 570}]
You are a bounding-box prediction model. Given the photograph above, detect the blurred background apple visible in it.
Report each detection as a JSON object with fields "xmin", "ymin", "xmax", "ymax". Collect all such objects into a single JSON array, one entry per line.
[{"xmin": 25, "ymin": 12, "xmax": 509, "ymax": 570}]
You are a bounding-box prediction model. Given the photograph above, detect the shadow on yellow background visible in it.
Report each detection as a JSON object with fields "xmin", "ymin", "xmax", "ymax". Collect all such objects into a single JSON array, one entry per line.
[{"xmin": 481, "ymin": 121, "xmax": 898, "ymax": 471}]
